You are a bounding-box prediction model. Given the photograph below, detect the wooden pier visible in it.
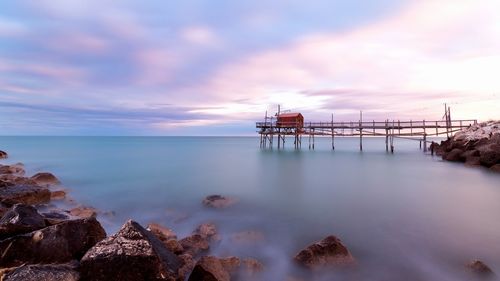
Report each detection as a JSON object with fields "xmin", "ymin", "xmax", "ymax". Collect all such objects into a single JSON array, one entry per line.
[{"xmin": 256, "ymin": 106, "xmax": 477, "ymax": 152}]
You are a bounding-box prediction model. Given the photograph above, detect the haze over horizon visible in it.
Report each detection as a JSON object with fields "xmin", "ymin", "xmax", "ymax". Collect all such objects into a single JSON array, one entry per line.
[{"xmin": 1, "ymin": 0, "xmax": 499, "ymax": 136}]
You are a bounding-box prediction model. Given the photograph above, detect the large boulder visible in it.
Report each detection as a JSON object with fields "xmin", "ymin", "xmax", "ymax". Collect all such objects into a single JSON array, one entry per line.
[
  {"xmin": 444, "ymin": 148, "xmax": 464, "ymax": 162},
  {"xmin": 294, "ymin": 235, "xmax": 355, "ymax": 270},
  {"xmin": 2, "ymin": 263, "xmax": 79, "ymax": 281},
  {"xmin": 479, "ymin": 148, "xmax": 500, "ymax": 167},
  {"xmin": 490, "ymin": 164, "xmax": 500, "ymax": 173},
  {"xmin": 0, "ymin": 150, "xmax": 7, "ymax": 159},
  {"xmin": 0, "ymin": 217, "xmax": 106, "ymax": 267},
  {"xmin": 80, "ymin": 220, "xmax": 181, "ymax": 281},
  {"xmin": 30, "ymin": 172, "xmax": 61, "ymax": 186},
  {"xmin": 188, "ymin": 256, "xmax": 230, "ymax": 281},
  {"xmin": 0, "ymin": 184, "xmax": 50, "ymax": 205},
  {"xmin": 0, "ymin": 204, "xmax": 46, "ymax": 239}
]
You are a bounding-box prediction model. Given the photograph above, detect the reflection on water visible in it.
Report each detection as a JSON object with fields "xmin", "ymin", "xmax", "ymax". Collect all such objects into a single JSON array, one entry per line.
[{"xmin": 1, "ymin": 136, "xmax": 499, "ymax": 280}]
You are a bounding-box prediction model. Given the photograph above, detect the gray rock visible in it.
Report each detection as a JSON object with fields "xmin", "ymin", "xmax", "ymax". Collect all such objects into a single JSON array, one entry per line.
[
  {"xmin": 0, "ymin": 217, "xmax": 106, "ymax": 267},
  {"xmin": 0, "ymin": 204, "xmax": 46, "ymax": 239},
  {"xmin": 80, "ymin": 220, "xmax": 181, "ymax": 281}
]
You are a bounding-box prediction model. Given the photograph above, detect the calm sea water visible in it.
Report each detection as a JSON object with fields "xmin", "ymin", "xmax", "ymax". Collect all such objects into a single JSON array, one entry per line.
[{"xmin": 1, "ymin": 136, "xmax": 499, "ymax": 280}]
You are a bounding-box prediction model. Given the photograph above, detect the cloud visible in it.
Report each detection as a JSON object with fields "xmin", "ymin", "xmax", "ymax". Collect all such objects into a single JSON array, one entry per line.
[{"xmin": 180, "ymin": 25, "xmax": 219, "ymax": 46}]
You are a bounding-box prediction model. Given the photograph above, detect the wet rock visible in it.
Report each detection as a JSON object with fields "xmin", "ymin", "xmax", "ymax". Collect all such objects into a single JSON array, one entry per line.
[
  {"xmin": 490, "ymin": 164, "xmax": 500, "ymax": 173},
  {"xmin": 465, "ymin": 156, "xmax": 482, "ymax": 166},
  {"xmin": 179, "ymin": 234, "xmax": 210, "ymax": 256},
  {"xmin": 178, "ymin": 254, "xmax": 195, "ymax": 280},
  {"xmin": 50, "ymin": 190, "xmax": 67, "ymax": 200},
  {"xmin": 221, "ymin": 257, "xmax": 264, "ymax": 277},
  {"xmin": 147, "ymin": 222, "xmax": 177, "ymax": 241},
  {"xmin": 479, "ymin": 148, "xmax": 500, "ymax": 167},
  {"xmin": 70, "ymin": 206, "xmax": 97, "ymax": 218},
  {"xmin": 30, "ymin": 172, "xmax": 60, "ymax": 186},
  {"xmin": 229, "ymin": 230, "xmax": 265, "ymax": 244},
  {"xmin": 460, "ymin": 150, "xmax": 480, "ymax": 161},
  {"xmin": 444, "ymin": 148, "xmax": 464, "ymax": 162},
  {"xmin": 194, "ymin": 222, "xmax": 220, "ymax": 242},
  {"xmin": 0, "ymin": 217, "xmax": 106, "ymax": 267},
  {"xmin": 220, "ymin": 256, "xmax": 241, "ymax": 273},
  {"xmin": 2, "ymin": 263, "xmax": 79, "ymax": 281},
  {"xmin": 0, "ymin": 184, "xmax": 51, "ymax": 205},
  {"xmin": 80, "ymin": 220, "xmax": 181, "ymax": 281},
  {"xmin": 203, "ymin": 195, "xmax": 237, "ymax": 209},
  {"xmin": 0, "ymin": 164, "xmax": 25, "ymax": 176},
  {"xmin": 241, "ymin": 258, "xmax": 264, "ymax": 275},
  {"xmin": 42, "ymin": 210, "xmax": 73, "ymax": 225},
  {"xmin": 0, "ymin": 204, "xmax": 46, "ymax": 239},
  {"xmin": 466, "ymin": 260, "xmax": 495, "ymax": 277},
  {"xmin": 165, "ymin": 238, "xmax": 184, "ymax": 254},
  {"xmin": 0, "ymin": 150, "xmax": 7, "ymax": 159},
  {"xmin": 294, "ymin": 235, "xmax": 355, "ymax": 270},
  {"xmin": 0, "ymin": 174, "xmax": 36, "ymax": 186},
  {"xmin": 188, "ymin": 256, "xmax": 230, "ymax": 281}
]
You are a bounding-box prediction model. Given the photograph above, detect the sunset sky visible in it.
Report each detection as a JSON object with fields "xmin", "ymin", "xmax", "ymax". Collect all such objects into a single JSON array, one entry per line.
[{"xmin": 1, "ymin": 0, "xmax": 499, "ymax": 135}]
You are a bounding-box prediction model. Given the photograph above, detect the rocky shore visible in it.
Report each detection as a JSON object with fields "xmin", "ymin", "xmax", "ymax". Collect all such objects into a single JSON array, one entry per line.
[
  {"xmin": 434, "ymin": 121, "xmax": 500, "ymax": 172},
  {"xmin": 0, "ymin": 150, "xmax": 496, "ymax": 280}
]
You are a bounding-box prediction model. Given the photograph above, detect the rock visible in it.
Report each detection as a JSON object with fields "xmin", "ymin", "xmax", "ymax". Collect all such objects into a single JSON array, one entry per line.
[
  {"xmin": 0, "ymin": 150, "xmax": 7, "ymax": 159},
  {"xmin": 0, "ymin": 164, "xmax": 25, "ymax": 176},
  {"xmin": 50, "ymin": 190, "xmax": 66, "ymax": 200},
  {"xmin": 42, "ymin": 210, "xmax": 73, "ymax": 225},
  {"xmin": 165, "ymin": 238, "xmax": 184, "ymax": 254},
  {"xmin": 490, "ymin": 164, "xmax": 500, "ymax": 173},
  {"xmin": 466, "ymin": 260, "xmax": 495, "ymax": 277},
  {"xmin": 30, "ymin": 172, "xmax": 60, "ymax": 186},
  {"xmin": 179, "ymin": 234, "xmax": 210, "ymax": 256},
  {"xmin": 194, "ymin": 222, "xmax": 220, "ymax": 242},
  {"xmin": 294, "ymin": 235, "xmax": 355, "ymax": 270},
  {"xmin": 0, "ymin": 184, "xmax": 51, "ymax": 205},
  {"xmin": 70, "ymin": 206, "xmax": 97, "ymax": 218},
  {"xmin": 479, "ymin": 148, "xmax": 500, "ymax": 167},
  {"xmin": 241, "ymin": 258, "xmax": 264, "ymax": 275},
  {"xmin": 229, "ymin": 230, "xmax": 265, "ymax": 244},
  {"xmin": 0, "ymin": 204, "xmax": 46, "ymax": 239},
  {"xmin": 188, "ymin": 256, "xmax": 230, "ymax": 281},
  {"xmin": 0, "ymin": 174, "xmax": 36, "ymax": 186},
  {"xmin": 147, "ymin": 223, "xmax": 177, "ymax": 241},
  {"xmin": 465, "ymin": 156, "xmax": 482, "ymax": 166},
  {"xmin": 178, "ymin": 254, "xmax": 195, "ymax": 280},
  {"xmin": 203, "ymin": 195, "xmax": 237, "ymax": 209},
  {"xmin": 220, "ymin": 256, "xmax": 241, "ymax": 273},
  {"xmin": 2, "ymin": 263, "xmax": 79, "ymax": 281},
  {"xmin": 80, "ymin": 220, "xmax": 181, "ymax": 281},
  {"xmin": 444, "ymin": 148, "xmax": 464, "ymax": 162},
  {"xmin": 0, "ymin": 217, "xmax": 106, "ymax": 267},
  {"xmin": 460, "ymin": 150, "xmax": 480, "ymax": 161}
]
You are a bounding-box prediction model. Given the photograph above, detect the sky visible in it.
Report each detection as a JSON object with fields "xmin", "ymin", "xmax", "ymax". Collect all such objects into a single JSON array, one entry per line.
[{"xmin": 1, "ymin": 0, "xmax": 499, "ymax": 135}]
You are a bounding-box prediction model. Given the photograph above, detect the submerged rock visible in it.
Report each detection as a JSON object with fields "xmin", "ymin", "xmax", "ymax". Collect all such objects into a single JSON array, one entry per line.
[
  {"xmin": 0, "ymin": 217, "xmax": 105, "ymax": 267},
  {"xmin": 2, "ymin": 263, "xmax": 79, "ymax": 281},
  {"xmin": 188, "ymin": 256, "xmax": 230, "ymax": 281},
  {"xmin": 80, "ymin": 220, "xmax": 181, "ymax": 281},
  {"xmin": 70, "ymin": 206, "xmax": 97, "ymax": 218},
  {"xmin": 179, "ymin": 234, "xmax": 210, "ymax": 257},
  {"xmin": 203, "ymin": 195, "xmax": 237, "ymax": 209},
  {"xmin": 0, "ymin": 150, "xmax": 7, "ymax": 159},
  {"xmin": 147, "ymin": 223, "xmax": 177, "ymax": 241},
  {"xmin": 30, "ymin": 172, "xmax": 61, "ymax": 186},
  {"xmin": 0, "ymin": 184, "xmax": 50, "ymax": 205},
  {"xmin": 0, "ymin": 204, "xmax": 46, "ymax": 239},
  {"xmin": 50, "ymin": 190, "xmax": 67, "ymax": 200},
  {"xmin": 490, "ymin": 164, "xmax": 500, "ymax": 173},
  {"xmin": 194, "ymin": 222, "xmax": 220, "ymax": 242},
  {"xmin": 466, "ymin": 260, "xmax": 495, "ymax": 277},
  {"xmin": 294, "ymin": 235, "xmax": 355, "ymax": 270},
  {"xmin": 229, "ymin": 230, "xmax": 265, "ymax": 244}
]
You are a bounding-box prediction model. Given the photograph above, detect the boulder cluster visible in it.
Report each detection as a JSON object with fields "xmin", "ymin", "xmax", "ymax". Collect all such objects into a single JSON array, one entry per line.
[{"xmin": 435, "ymin": 121, "xmax": 500, "ymax": 172}]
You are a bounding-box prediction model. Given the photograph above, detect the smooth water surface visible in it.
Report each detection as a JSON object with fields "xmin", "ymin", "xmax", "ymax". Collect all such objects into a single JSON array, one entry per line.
[{"xmin": 1, "ymin": 136, "xmax": 499, "ymax": 280}]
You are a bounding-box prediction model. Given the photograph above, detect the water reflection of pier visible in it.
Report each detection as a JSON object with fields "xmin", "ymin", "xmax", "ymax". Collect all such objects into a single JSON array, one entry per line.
[{"xmin": 256, "ymin": 105, "xmax": 477, "ymax": 153}]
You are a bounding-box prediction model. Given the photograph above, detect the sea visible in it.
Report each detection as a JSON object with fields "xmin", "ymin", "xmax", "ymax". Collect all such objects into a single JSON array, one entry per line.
[{"xmin": 1, "ymin": 136, "xmax": 499, "ymax": 280}]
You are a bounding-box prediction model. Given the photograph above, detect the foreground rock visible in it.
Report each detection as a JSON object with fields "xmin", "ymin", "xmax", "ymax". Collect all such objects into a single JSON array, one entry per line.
[
  {"xmin": 0, "ymin": 217, "xmax": 105, "ymax": 267},
  {"xmin": 0, "ymin": 150, "xmax": 7, "ymax": 159},
  {"xmin": 0, "ymin": 204, "xmax": 46, "ymax": 239},
  {"xmin": 148, "ymin": 223, "xmax": 177, "ymax": 241},
  {"xmin": 80, "ymin": 220, "xmax": 181, "ymax": 281},
  {"xmin": 490, "ymin": 164, "xmax": 500, "ymax": 173},
  {"xmin": 203, "ymin": 195, "xmax": 237, "ymax": 209},
  {"xmin": 188, "ymin": 256, "xmax": 230, "ymax": 281},
  {"xmin": 30, "ymin": 172, "xmax": 61, "ymax": 186},
  {"xmin": 0, "ymin": 184, "xmax": 50, "ymax": 205},
  {"xmin": 294, "ymin": 235, "xmax": 355, "ymax": 270},
  {"xmin": 466, "ymin": 260, "xmax": 495, "ymax": 277},
  {"xmin": 2, "ymin": 263, "xmax": 79, "ymax": 281},
  {"xmin": 188, "ymin": 256, "xmax": 263, "ymax": 281}
]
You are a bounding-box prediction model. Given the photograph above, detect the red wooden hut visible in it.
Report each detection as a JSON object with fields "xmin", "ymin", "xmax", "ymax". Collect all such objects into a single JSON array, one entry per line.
[{"xmin": 276, "ymin": 113, "xmax": 304, "ymax": 128}]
